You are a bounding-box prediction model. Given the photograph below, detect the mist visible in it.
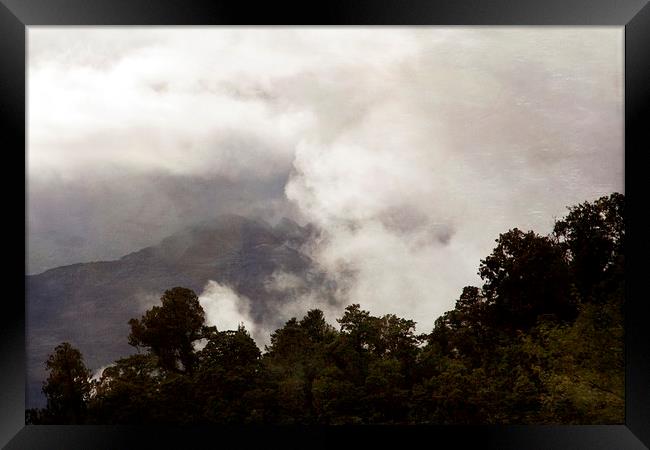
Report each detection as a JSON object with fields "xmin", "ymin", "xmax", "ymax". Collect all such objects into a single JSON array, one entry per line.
[
  {"xmin": 28, "ymin": 27, "xmax": 623, "ymax": 333},
  {"xmin": 198, "ymin": 280, "xmax": 259, "ymax": 341}
]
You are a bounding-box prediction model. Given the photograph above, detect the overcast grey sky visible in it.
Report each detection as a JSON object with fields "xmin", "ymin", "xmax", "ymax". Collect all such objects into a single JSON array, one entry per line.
[{"xmin": 28, "ymin": 27, "xmax": 623, "ymax": 331}]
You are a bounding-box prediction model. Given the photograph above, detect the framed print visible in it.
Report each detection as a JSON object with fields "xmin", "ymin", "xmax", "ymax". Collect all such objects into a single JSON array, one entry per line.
[{"xmin": 1, "ymin": 0, "xmax": 649, "ymax": 448}]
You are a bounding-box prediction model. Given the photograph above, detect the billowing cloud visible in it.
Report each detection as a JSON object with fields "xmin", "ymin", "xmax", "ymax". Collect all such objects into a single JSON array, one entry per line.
[
  {"xmin": 29, "ymin": 28, "xmax": 623, "ymax": 334},
  {"xmin": 199, "ymin": 280, "xmax": 256, "ymax": 334},
  {"xmin": 264, "ymin": 269, "xmax": 346, "ymax": 332},
  {"xmin": 281, "ymin": 28, "xmax": 623, "ymax": 330}
]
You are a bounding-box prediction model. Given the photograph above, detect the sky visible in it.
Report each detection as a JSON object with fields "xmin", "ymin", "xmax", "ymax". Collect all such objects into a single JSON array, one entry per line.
[{"xmin": 28, "ymin": 27, "xmax": 624, "ymax": 335}]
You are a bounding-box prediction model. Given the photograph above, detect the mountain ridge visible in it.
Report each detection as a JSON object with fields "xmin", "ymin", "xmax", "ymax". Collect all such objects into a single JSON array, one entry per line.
[{"xmin": 26, "ymin": 215, "xmax": 329, "ymax": 408}]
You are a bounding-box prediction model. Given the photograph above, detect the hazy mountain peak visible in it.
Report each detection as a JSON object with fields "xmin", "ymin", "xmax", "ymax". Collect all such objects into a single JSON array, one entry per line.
[{"xmin": 26, "ymin": 213, "xmax": 326, "ymax": 409}]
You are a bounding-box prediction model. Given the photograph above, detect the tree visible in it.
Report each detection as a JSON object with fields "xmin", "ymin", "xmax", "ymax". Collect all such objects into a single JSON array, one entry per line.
[
  {"xmin": 333, "ymin": 305, "xmax": 420, "ymax": 423},
  {"xmin": 128, "ymin": 287, "xmax": 205, "ymax": 374},
  {"xmin": 31, "ymin": 194, "xmax": 625, "ymax": 425},
  {"xmin": 521, "ymin": 298, "xmax": 624, "ymax": 424},
  {"xmin": 195, "ymin": 325, "xmax": 264, "ymax": 423},
  {"xmin": 199, "ymin": 325, "xmax": 261, "ymax": 371},
  {"xmin": 478, "ymin": 228, "xmax": 575, "ymax": 330},
  {"xmin": 553, "ymin": 193, "xmax": 625, "ymax": 302},
  {"xmin": 426, "ymin": 286, "xmax": 498, "ymax": 368},
  {"xmin": 42, "ymin": 342, "xmax": 91, "ymax": 424},
  {"xmin": 299, "ymin": 309, "xmax": 337, "ymax": 343},
  {"xmin": 263, "ymin": 310, "xmax": 337, "ymax": 424},
  {"xmin": 88, "ymin": 354, "xmax": 161, "ymax": 424}
]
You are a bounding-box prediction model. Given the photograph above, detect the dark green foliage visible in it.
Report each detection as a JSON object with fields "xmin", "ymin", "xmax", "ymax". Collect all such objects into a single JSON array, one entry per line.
[
  {"xmin": 479, "ymin": 229, "xmax": 575, "ymax": 330},
  {"xmin": 553, "ymin": 192, "xmax": 625, "ymax": 302},
  {"xmin": 263, "ymin": 310, "xmax": 338, "ymax": 424},
  {"xmin": 87, "ymin": 354, "xmax": 161, "ymax": 424},
  {"xmin": 31, "ymin": 194, "xmax": 624, "ymax": 425},
  {"xmin": 128, "ymin": 287, "xmax": 205, "ymax": 374},
  {"xmin": 194, "ymin": 325, "xmax": 264, "ymax": 424},
  {"xmin": 38, "ymin": 342, "xmax": 91, "ymax": 424}
]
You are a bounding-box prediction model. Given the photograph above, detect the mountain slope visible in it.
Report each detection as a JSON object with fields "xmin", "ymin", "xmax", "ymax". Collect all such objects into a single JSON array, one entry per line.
[{"xmin": 26, "ymin": 215, "xmax": 328, "ymax": 408}]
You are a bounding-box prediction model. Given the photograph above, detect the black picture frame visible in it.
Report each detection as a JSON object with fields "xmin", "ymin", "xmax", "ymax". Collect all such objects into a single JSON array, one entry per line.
[{"xmin": 2, "ymin": 1, "xmax": 649, "ymax": 448}]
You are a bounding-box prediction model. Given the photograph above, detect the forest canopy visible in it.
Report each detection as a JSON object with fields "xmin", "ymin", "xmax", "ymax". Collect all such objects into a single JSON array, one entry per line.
[{"xmin": 27, "ymin": 193, "xmax": 624, "ymax": 425}]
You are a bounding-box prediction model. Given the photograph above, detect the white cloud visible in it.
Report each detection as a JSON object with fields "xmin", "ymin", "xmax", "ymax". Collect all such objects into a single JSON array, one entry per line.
[
  {"xmin": 282, "ymin": 27, "xmax": 624, "ymax": 331},
  {"xmin": 197, "ymin": 279, "xmax": 282, "ymax": 349},
  {"xmin": 29, "ymin": 27, "xmax": 624, "ymax": 333},
  {"xmin": 264, "ymin": 269, "xmax": 345, "ymax": 331},
  {"xmin": 198, "ymin": 280, "xmax": 255, "ymax": 333}
]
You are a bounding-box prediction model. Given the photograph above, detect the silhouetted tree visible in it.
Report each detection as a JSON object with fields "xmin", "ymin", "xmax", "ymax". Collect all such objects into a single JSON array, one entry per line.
[
  {"xmin": 479, "ymin": 228, "xmax": 575, "ymax": 330},
  {"xmin": 553, "ymin": 192, "xmax": 625, "ymax": 302},
  {"xmin": 32, "ymin": 194, "xmax": 625, "ymax": 426},
  {"xmin": 88, "ymin": 354, "xmax": 161, "ymax": 424},
  {"xmin": 264, "ymin": 310, "xmax": 337, "ymax": 423},
  {"xmin": 194, "ymin": 325, "xmax": 264, "ymax": 423},
  {"xmin": 128, "ymin": 287, "xmax": 205, "ymax": 374},
  {"xmin": 41, "ymin": 342, "xmax": 91, "ymax": 424}
]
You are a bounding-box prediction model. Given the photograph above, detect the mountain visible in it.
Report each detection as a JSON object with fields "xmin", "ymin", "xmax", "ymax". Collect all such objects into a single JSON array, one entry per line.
[{"xmin": 26, "ymin": 215, "xmax": 330, "ymax": 408}]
